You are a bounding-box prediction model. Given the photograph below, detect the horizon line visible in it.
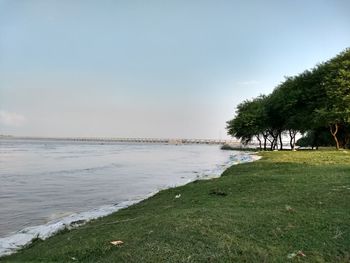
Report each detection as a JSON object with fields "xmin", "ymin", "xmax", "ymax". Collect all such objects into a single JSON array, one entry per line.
[{"xmin": 0, "ymin": 135, "xmax": 239, "ymax": 143}]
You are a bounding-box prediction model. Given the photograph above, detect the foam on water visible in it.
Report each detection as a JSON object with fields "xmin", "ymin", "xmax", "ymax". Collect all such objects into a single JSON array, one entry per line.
[{"xmin": 0, "ymin": 151, "xmax": 260, "ymax": 257}]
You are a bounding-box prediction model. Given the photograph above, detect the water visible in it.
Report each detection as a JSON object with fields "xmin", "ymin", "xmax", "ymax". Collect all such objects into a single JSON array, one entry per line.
[{"xmin": 0, "ymin": 138, "xmax": 257, "ymax": 256}]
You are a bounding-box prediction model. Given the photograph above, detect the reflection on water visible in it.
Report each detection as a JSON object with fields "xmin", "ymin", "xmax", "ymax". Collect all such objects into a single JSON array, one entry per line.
[{"xmin": 0, "ymin": 139, "xmax": 236, "ymax": 238}]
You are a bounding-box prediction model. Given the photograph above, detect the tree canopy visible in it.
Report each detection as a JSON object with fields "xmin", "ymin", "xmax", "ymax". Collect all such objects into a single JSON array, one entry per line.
[{"xmin": 226, "ymin": 48, "xmax": 350, "ymax": 150}]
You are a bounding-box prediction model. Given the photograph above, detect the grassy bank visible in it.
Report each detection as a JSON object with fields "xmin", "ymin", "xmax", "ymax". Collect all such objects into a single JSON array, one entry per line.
[{"xmin": 2, "ymin": 151, "xmax": 350, "ymax": 262}]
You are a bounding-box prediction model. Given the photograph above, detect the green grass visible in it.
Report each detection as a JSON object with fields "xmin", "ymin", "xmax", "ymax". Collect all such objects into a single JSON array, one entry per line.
[{"xmin": 2, "ymin": 151, "xmax": 350, "ymax": 262}]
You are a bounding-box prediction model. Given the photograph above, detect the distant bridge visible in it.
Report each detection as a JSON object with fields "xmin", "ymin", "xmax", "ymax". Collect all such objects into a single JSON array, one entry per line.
[{"xmin": 1, "ymin": 136, "xmax": 241, "ymax": 145}]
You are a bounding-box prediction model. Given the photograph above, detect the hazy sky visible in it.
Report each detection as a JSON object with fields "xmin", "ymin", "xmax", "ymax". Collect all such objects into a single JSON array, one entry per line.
[{"xmin": 1, "ymin": 0, "xmax": 350, "ymax": 139}]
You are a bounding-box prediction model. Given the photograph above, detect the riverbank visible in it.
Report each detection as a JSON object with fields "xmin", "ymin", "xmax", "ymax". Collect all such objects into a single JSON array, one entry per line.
[
  {"xmin": 0, "ymin": 146, "xmax": 257, "ymax": 257},
  {"xmin": 2, "ymin": 151, "xmax": 350, "ymax": 262}
]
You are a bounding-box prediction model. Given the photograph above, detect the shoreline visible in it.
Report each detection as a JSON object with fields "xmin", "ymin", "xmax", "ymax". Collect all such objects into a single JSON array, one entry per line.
[
  {"xmin": 0, "ymin": 151, "xmax": 260, "ymax": 257},
  {"xmin": 2, "ymin": 150, "xmax": 349, "ymax": 262}
]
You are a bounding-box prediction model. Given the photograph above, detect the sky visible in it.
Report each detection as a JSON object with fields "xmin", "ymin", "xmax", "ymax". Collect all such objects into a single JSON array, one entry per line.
[{"xmin": 1, "ymin": 0, "xmax": 350, "ymax": 139}]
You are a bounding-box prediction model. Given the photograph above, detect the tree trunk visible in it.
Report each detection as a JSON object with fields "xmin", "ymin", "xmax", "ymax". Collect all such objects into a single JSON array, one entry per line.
[
  {"xmin": 279, "ymin": 132, "xmax": 283, "ymax": 150},
  {"xmin": 256, "ymin": 135, "xmax": 262, "ymax": 150},
  {"xmin": 263, "ymin": 137, "xmax": 267, "ymax": 151},
  {"xmin": 330, "ymin": 123, "xmax": 340, "ymax": 150},
  {"xmin": 274, "ymin": 136, "xmax": 278, "ymax": 150},
  {"xmin": 293, "ymin": 134, "xmax": 296, "ymax": 151},
  {"xmin": 289, "ymin": 129, "xmax": 297, "ymax": 151},
  {"xmin": 262, "ymin": 132, "xmax": 269, "ymax": 151},
  {"xmin": 269, "ymin": 130, "xmax": 278, "ymax": 150},
  {"xmin": 270, "ymin": 137, "xmax": 275, "ymax": 150}
]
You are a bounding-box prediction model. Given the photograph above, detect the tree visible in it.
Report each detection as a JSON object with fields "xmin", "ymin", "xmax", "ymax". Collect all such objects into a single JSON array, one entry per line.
[
  {"xmin": 315, "ymin": 49, "xmax": 350, "ymax": 149},
  {"xmin": 226, "ymin": 96, "xmax": 269, "ymax": 150}
]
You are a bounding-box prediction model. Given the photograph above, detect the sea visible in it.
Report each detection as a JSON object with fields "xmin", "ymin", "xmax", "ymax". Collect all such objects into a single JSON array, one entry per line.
[{"xmin": 0, "ymin": 138, "xmax": 257, "ymax": 256}]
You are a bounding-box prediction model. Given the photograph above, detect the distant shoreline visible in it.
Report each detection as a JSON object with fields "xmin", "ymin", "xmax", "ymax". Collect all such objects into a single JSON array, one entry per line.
[{"xmin": 0, "ymin": 136, "xmax": 241, "ymax": 146}]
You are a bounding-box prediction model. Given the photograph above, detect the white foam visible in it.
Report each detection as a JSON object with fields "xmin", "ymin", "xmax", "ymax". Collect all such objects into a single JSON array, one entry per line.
[
  {"xmin": 0, "ymin": 199, "xmax": 143, "ymax": 256},
  {"xmin": 0, "ymin": 151, "xmax": 260, "ymax": 257}
]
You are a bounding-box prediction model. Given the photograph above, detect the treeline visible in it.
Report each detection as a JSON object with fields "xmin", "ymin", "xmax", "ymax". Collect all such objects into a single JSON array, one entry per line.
[{"xmin": 226, "ymin": 48, "xmax": 350, "ymax": 150}]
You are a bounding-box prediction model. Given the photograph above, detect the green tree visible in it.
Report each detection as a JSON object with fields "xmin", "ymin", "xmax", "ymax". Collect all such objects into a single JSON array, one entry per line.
[
  {"xmin": 226, "ymin": 96, "xmax": 269, "ymax": 150},
  {"xmin": 315, "ymin": 49, "xmax": 350, "ymax": 149},
  {"xmin": 226, "ymin": 47, "xmax": 350, "ymax": 150}
]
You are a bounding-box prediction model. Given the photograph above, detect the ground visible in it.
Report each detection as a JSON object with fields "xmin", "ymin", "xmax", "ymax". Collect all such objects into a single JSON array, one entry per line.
[{"xmin": 2, "ymin": 150, "xmax": 350, "ymax": 262}]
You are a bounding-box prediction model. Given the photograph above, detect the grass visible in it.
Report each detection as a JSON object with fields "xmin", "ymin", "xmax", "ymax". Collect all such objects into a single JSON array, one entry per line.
[{"xmin": 1, "ymin": 151, "xmax": 350, "ymax": 262}]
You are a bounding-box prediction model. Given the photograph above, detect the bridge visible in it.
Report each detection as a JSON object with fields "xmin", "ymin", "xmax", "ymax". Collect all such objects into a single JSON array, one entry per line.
[{"xmin": 1, "ymin": 136, "xmax": 241, "ymax": 145}]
